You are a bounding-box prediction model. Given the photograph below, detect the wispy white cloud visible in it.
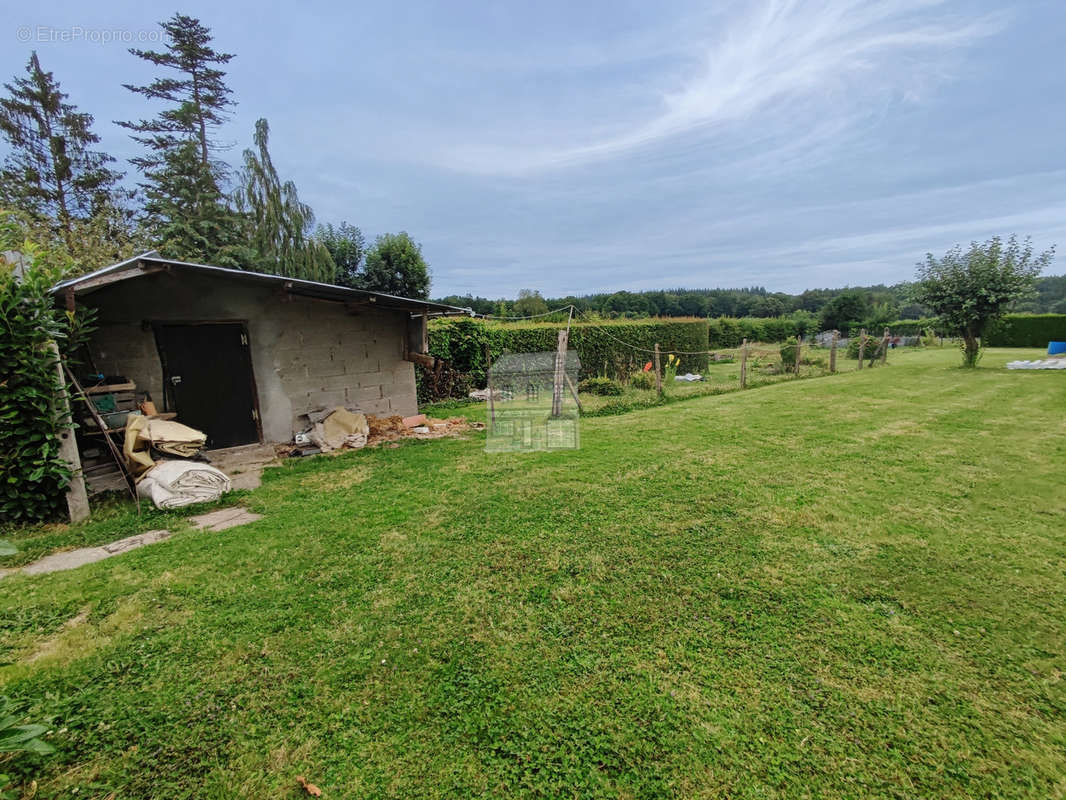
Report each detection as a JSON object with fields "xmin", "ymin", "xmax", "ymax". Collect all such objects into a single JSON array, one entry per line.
[{"xmin": 434, "ymin": 0, "xmax": 1005, "ymax": 175}]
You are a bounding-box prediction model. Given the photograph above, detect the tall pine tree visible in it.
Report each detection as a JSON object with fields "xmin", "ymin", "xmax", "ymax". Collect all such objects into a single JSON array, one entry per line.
[
  {"xmin": 0, "ymin": 52, "xmax": 122, "ymax": 256},
  {"xmin": 119, "ymin": 13, "xmax": 243, "ymax": 265},
  {"xmin": 234, "ymin": 118, "xmax": 334, "ymax": 281}
]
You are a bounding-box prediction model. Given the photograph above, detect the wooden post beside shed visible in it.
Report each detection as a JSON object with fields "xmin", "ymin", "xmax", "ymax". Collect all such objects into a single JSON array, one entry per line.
[
  {"xmin": 51, "ymin": 342, "xmax": 89, "ymax": 523},
  {"xmin": 829, "ymin": 330, "xmax": 838, "ymax": 373},
  {"xmin": 654, "ymin": 343, "xmax": 662, "ymax": 397}
]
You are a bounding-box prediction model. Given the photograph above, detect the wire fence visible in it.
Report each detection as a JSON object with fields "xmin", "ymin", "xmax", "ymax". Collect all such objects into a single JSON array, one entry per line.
[{"xmin": 431, "ymin": 308, "xmax": 933, "ymax": 409}]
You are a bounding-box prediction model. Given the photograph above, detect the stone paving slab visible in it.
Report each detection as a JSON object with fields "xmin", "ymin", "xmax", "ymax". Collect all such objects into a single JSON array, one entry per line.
[
  {"xmin": 2, "ymin": 507, "xmax": 262, "ymax": 579},
  {"xmin": 188, "ymin": 507, "xmax": 263, "ymax": 532},
  {"xmin": 19, "ymin": 530, "xmax": 172, "ymax": 576}
]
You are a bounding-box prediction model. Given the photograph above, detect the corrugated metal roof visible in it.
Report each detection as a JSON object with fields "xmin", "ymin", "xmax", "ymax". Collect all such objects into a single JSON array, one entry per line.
[{"xmin": 51, "ymin": 252, "xmax": 473, "ymax": 316}]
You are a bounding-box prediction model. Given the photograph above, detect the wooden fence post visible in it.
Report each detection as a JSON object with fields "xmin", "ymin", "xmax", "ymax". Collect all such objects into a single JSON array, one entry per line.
[
  {"xmin": 829, "ymin": 330, "xmax": 838, "ymax": 373},
  {"xmin": 739, "ymin": 338, "xmax": 748, "ymax": 389},
  {"xmin": 51, "ymin": 342, "xmax": 89, "ymax": 523},
  {"xmin": 484, "ymin": 342, "xmax": 496, "ymax": 427},
  {"xmin": 881, "ymin": 327, "xmax": 890, "ymax": 365},
  {"xmin": 794, "ymin": 335, "xmax": 803, "ymax": 376},
  {"xmin": 858, "ymin": 328, "xmax": 867, "ymax": 370},
  {"xmin": 654, "ymin": 343, "xmax": 662, "ymax": 397},
  {"xmin": 551, "ymin": 328, "xmax": 569, "ymax": 418}
]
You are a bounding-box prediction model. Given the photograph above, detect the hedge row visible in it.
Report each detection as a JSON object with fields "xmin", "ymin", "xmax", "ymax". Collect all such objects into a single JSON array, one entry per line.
[
  {"xmin": 417, "ymin": 317, "xmax": 710, "ymax": 401},
  {"xmin": 492, "ymin": 318, "xmax": 710, "ymax": 379},
  {"xmin": 707, "ymin": 317, "xmax": 814, "ymax": 347},
  {"xmin": 984, "ymin": 314, "xmax": 1066, "ymax": 347}
]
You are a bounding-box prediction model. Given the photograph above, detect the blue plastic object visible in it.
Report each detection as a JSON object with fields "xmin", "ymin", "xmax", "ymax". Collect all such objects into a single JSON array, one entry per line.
[{"xmin": 1048, "ymin": 341, "xmax": 1066, "ymax": 355}]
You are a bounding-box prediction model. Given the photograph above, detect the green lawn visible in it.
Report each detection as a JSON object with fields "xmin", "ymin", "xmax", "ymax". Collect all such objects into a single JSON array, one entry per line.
[{"xmin": 1, "ymin": 347, "xmax": 1064, "ymax": 798}]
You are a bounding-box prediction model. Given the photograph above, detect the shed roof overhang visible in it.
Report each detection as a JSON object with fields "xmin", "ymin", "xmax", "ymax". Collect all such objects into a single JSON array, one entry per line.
[{"xmin": 51, "ymin": 252, "xmax": 473, "ymax": 317}]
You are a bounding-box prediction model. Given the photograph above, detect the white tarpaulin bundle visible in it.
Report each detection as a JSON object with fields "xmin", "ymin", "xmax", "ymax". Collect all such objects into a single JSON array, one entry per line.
[{"xmin": 137, "ymin": 461, "xmax": 231, "ymax": 509}]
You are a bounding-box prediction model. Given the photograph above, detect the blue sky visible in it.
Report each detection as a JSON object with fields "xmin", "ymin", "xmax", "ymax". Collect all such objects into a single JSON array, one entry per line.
[{"xmin": 3, "ymin": 0, "xmax": 1064, "ymax": 297}]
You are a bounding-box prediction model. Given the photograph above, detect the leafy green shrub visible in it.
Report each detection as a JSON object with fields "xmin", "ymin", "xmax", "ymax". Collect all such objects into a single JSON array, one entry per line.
[
  {"xmin": 628, "ymin": 370, "xmax": 656, "ymax": 390},
  {"xmin": 578, "ymin": 377, "xmax": 623, "ymax": 396},
  {"xmin": 779, "ymin": 336, "xmax": 798, "ymax": 369},
  {"xmin": 846, "ymin": 335, "xmax": 880, "ymax": 363},
  {"xmin": 0, "ymin": 221, "xmax": 93, "ymax": 524},
  {"xmin": 0, "ymin": 695, "xmax": 54, "ymax": 756},
  {"xmin": 0, "ymin": 693, "xmax": 55, "ymax": 799},
  {"xmin": 984, "ymin": 314, "xmax": 1066, "ymax": 347}
]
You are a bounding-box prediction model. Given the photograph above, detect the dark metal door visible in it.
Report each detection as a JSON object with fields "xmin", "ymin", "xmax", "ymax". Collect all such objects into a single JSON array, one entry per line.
[{"xmin": 154, "ymin": 322, "xmax": 261, "ymax": 448}]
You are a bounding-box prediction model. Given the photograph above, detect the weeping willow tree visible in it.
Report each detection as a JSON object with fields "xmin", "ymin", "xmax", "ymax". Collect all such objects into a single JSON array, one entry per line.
[{"xmin": 234, "ymin": 118, "xmax": 335, "ymax": 282}]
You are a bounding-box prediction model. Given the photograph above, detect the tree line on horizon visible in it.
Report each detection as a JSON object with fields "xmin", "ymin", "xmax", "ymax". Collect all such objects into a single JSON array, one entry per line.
[
  {"xmin": 0, "ymin": 14, "xmax": 430, "ymax": 298},
  {"xmin": 436, "ymin": 274, "xmax": 1066, "ymax": 327}
]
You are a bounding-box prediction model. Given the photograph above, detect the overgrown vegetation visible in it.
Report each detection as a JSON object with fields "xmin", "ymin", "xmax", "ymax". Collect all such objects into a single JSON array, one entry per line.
[
  {"xmin": 1, "ymin": 348, "xmax": 1063, "ymax": 797},
  {"xmin": 0, "ymin": 215, "xmax": 92, "ymax": 523}
]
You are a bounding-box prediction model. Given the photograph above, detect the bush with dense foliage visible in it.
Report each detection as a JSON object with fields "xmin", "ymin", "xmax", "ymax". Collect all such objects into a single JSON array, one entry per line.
[
  {"xmin": 845, "ymin": 334, "xmax": 884, "ymax": 364},
  {"xmin": 578, "ymin": 377, "xmax": 623, "ymax": 396},
  {"xmin": 628, "ymin": 370, "xmax": 656, "ymax": 390},
  {"xmin": 0, "ymin": 221, "xmax": 92, "ymax": 523},
  {"xmin": 984, "ymin": 314, "xmax": 1066, "ymax": 347}
]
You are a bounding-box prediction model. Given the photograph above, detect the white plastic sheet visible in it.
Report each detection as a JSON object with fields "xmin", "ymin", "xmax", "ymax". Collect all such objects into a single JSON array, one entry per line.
[
  {"xmin": 1006, "ymin": 360, "xmax": 1066, "ymax": 370},
  {"xmin": 136, "ymin": 461, "xmax": 231, "ymax": 509}
]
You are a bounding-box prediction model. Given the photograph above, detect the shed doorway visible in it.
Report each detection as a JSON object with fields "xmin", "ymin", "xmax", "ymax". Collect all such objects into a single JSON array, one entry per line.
[{"xmin": 154, "ymin": 322, "xmax": 262, "ymax": 448}]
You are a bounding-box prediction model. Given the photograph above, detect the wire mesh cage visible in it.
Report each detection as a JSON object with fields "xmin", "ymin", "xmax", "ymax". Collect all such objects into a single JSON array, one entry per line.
[{"xmin": 486, "ymin": 350, "xmax": 581, "ymax": 452}]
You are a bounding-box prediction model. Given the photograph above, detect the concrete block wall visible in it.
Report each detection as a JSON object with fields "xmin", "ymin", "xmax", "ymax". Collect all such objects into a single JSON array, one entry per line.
[{"xmin": 83, "ymin": 270, "xmax": 419, "ymax": 443}]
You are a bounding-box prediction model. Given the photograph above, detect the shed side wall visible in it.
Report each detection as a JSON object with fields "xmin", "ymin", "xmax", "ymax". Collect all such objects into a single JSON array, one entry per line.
[{"xmin": 82, "ymin": 271, "xmax": 417, "ymax": 441}]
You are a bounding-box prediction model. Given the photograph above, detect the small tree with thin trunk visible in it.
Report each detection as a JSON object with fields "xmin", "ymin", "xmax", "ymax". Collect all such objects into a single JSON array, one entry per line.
[{"xmin": 910, "ymin": 235, "xmax": 1054, "ymax": 367}]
